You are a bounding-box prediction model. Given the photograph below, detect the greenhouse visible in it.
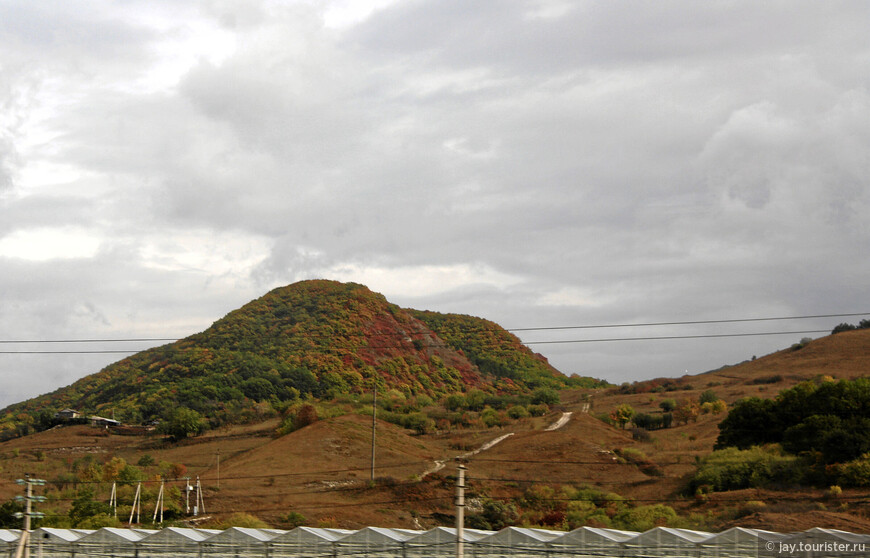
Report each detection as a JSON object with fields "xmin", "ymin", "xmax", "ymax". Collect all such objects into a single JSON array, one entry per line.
[
  {"xmin": 137, "ymin": 526, "xmax": 219, "ymax": 558},
  {"xmin": 783, "ymin": 527, "xmax": 870, "ymax": 558},
  {"xmin": 29, "ymin": 527, "xmax": 94, "ymax": 558},
  {"xmin": 624, "ymin": 526, "xmax": 715, "ymax": 557},
  {"xmin": 332, "ymin": 526, "xmax": 423, "ymax": 558},
  {"xmin": 700, "ymin": 526, "xmax": 790, "ymax": 558},
  {"xmin": 475, "ymin": 526, "xmax": 564, "ymax": 557},
  {"xmin": 269, "ymin": 526, "xmax": 354, "ymax": 556},
  {"xmin": 201, "ymin": 526, "xmax": 279, "ymax": 557},
  {"xmin": 76, "ymin": 527, "xmax": 156, "ymax": 558},
  {"xmin": 550, "ymin": 526, "xmax": 639, "ymax": 557},
  {"xmin": 404, "ymin": 526, "xmax": 493, "ymax": 557},
  {"xmin": 0, "ymin": 523, "xmax": 868, "ymax": 557}
]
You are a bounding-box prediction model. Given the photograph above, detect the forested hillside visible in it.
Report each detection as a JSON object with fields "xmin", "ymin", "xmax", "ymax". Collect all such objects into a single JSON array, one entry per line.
[{"xmin": 0, "ymin": 280, "xmax": 571, "ymax": 437}]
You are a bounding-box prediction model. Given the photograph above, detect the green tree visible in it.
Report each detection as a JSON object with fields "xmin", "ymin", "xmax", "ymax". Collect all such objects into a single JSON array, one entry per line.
[
  {"xmin": 659, "ymin": 398, "xmax": 677, "ymax": 412},
  {"xmin": 444, "ymin": 394, "xmax": 466, "ymax": 411},
  {"xmin": 466, "ymin": 499, "xmax": 519, "ymax": 531},
  {"xmin": 611, "ymin": 404, "xmax": 635, "ymax": 429},
  {"xmin": 160, "ymin": 408, "xmax": 206, "ymax": 440},
  {"xmin": 531, "ymin": 387, "xmax": 560, "ymax": 406},
  {"xmin": 69, "ymin": 489, "xmax": 112, "ymax": 527}
]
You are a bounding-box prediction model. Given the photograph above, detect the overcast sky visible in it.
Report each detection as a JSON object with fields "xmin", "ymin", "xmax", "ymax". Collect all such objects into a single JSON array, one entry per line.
[{"xmin": 2, "ymin": 0, "xmax": 869, "ymax": 409}]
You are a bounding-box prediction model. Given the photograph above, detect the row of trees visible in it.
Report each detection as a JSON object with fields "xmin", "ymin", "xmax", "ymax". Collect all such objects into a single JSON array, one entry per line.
[
  {"xmin": 831, "ymin": 319, "xmax": 870, "ymax": 334},
  {"xmin": 467, "ymin": 484, "xmax": 686, "ymax": 532},
  {"xmin": 608, "ymin": 391, "xmax": 728, "ymax": 430},
  {"xmin": 0, "ymin": 454, "xmax": 191, "ymax": 529}
]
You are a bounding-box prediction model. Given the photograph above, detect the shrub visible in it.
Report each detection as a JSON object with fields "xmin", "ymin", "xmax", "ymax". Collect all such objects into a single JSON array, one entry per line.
[
  {"xmin": 507, "ymin": 405, "xmax": 529, "ymax": 419},
  {"xmin": 466, "ymin": 499, "xmax": 519, "ymax": 531},
  {"xmin": 280, "ymin": 511, "xmax": 307, "ymax": 527},
  {"xmin": 832, "ymin": 323, "xmax": 857, "ymax": 334},
  {"xmin": 631, "ymin": 427, "xmax": 652, "ymax": 443},
  {"xmin": 659, "ymin": 399, "xmax": 677, "ymax": 412},
  {"xmin": 673, "ymin": 399, "xmax": 700, "ymax": 424},
  {"xmin": 208, "ymin": 512, "xmax": 269, "ymax": 529},
  {"xmin": 159, "ymin": 408, "xmax": 206, "ymax": 440},
  {"xmin": 527, "ymin": 404, "xmax": 548, "ymax": 417},
  {"xmin": 611, "ymin": 404, "xmax": 635, "ymax": 429},
  {"xmin": 612, "ymin": 504, "xmax": 677, "ymax": 531},
  {"xmin": 834, "ymin": 454, "xmax": 870, "ymax": 487},
  {"xmin": 531, "ymin": 387, "xmax": 560, "ymax": 406},
  {"xmin": 751, "ymin": 375, "xmax": 783, "ymax": 385},
  {"xmin": 691, "ymin": 446, "xmax": 805, "ymax": 492},
  {"xmin": 77, "ymin": 513, "xmax": 122, "ymax": 529}
]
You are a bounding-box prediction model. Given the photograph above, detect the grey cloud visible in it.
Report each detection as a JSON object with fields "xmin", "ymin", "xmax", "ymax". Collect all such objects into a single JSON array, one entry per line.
[{"xmin": 2, "ymin": 1, "xmax": 870, "ymax": 406}]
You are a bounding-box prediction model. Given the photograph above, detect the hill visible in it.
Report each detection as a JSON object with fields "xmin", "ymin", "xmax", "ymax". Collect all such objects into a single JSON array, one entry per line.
[
  {"xmin": 2, "ymin": 308, "xmax": 869, "ymax": 534},
  {"xmin": 0, "ymin": 280, "xmax": 569, "ymax": 437}
]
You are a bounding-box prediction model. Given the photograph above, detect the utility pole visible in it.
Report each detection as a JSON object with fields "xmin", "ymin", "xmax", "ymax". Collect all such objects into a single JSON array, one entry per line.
[
  {"xmin": 194, "ymin": 476, "xmax": 205, "ymax": 515},
  {"xmin": 185, "ymin": 477, "xmax": 191, "ymax": 514},
  {"xmin": 109, "ymin": 482, "xmax": 117, "ymax": 517},
  {"xmin": 14, "ymin": 475, "xmax": 46, "ymax": 558},
  {"xmin": 455, "ymin": 462, "xmax": 466, "ymax": 558},
  {"xmin": 128, "ymin": 482, "xmax": 142, "ymax": 526},
  {"xmin": 152, "ymin": 481, "xmax": 165, "ymax": 524},
  {"xmin": 216, "ymin": 450, "xmax": 221, "ymax": 489},
  {"xmin": 371, "ymin": 386, "xmax": 377, "ymax": 483}
]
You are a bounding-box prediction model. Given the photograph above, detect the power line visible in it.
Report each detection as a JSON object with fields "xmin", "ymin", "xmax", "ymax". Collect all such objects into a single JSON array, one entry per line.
[
  {"xmin": 522, "ymin": 329, "xmax": 832, "ymax": 345},
  {"xmin": 0, "ymin": 311, "xmax": 865, "ymax": 346},
  {"xmin": 0, "ymin": 338, "xmax": 178, "ymax": 344},
  {"xmin": 0, "ymin": 329, "xmax": 841, "ymax": 353},
  {"xmin": 507, "ymin": 312, "xmax": 870, "ymax": 331}
]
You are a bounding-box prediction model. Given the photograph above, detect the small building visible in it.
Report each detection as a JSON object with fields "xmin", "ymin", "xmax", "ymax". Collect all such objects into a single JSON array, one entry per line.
[
  {"xmin": 89, "ymin": 415, "xmax": 121, "ymax": 428},
  {"xmin": 54, "ymin": 409, "xmax": 80, "ymax": 420}
]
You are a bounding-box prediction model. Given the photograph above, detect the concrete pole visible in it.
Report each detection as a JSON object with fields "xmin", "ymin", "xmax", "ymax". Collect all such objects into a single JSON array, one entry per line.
[
  {"xmin": 371, "ymin": 387, "xmax": 377, "ymax": 483},
  {"xmin": 456, "ymin": 463, "xmax": 466, "ymax": 558}
]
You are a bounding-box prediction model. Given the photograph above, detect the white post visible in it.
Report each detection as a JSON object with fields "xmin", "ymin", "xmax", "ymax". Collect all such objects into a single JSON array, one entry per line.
[{"xmin": 456, "ymin": 463, "xmax": 466, "ymax": 558}]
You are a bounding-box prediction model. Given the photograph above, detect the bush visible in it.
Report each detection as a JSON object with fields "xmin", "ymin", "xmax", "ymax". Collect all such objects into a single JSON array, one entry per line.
[
  {"xmin": 466, "ymin": 499, "xmax": 519, "ymax": 531},
  {"xmin": 691, "ymin": 446, "xmax": 805, "ymax": 492},
  {"xmin": 444, "ymin": 394, "xmax": 466, "ymax": 411},
  {"xmin": 531, "ymin": 387, "xmax": 560, "ymax": 406},
  {"xmin": 834, "ymin": 454, "xmax": 870, "ymax": 487},
  {"xmin": 207, "ymin": 512, "xmax": 269, "ymax": 529},
  {"xmin": 280, "ymin": 511, "xmax": 307, "ymax": 527},
  {"xmin": 77, "ymin": 513, "xmax": 122, "ymax": 529},
  {"xmin": 277, "ymin": 403, "xmax": 319, "ymax": 435},
  {"xmin": 527, "ymin": 404, "xmax": 548, "ymax": 417},
  {"xmin": 507, "ymin": 405, "xmax": 529, "ymax": 419},
  {"xmin": 159, "ymin": 408, "xmax": 206, "ymax": 440},
  {"xmin": 659, "ymin": 399, "xmax": 677, "ymax": 412},
  {"xmin": 612, "ymin": 504, "xmax": 677, "ymax": 531},
  {"xmin": 633, "ymin": 413, "xmax": 668, "ymax": 430},
  {"xmin": 751, "ymin": 375, "xmax": 783, "ymax": 385}
]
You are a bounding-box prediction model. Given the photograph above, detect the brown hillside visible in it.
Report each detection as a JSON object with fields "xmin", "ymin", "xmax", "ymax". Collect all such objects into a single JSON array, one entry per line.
[{"xmin": 2, "ymin": 329, "xmax": 870, "ymax": 533}]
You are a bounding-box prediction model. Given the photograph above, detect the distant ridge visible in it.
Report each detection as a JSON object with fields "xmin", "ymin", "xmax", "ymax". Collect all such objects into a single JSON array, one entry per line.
[{"xmin": 0, "ymin": 280, "xmax": 567, "ymax": 434}]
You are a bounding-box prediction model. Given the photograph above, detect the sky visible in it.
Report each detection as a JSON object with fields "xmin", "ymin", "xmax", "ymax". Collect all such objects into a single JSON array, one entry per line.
[{"xmin": 1, "ymin": 0, "xmax": 869, "ymax": 409}]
